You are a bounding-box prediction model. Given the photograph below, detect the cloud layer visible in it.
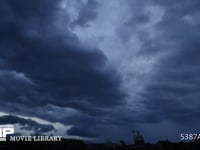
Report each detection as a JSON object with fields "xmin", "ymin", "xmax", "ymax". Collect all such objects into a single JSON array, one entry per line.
[{"xmin": 0, "ymin": 0, "xmax": 200, "ymax": 143}]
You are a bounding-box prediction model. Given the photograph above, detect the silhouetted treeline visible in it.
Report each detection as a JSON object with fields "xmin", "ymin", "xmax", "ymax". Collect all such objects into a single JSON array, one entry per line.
[{"xmin": 0, "ymin": 138, "xmax": 200, "ymax": 150}]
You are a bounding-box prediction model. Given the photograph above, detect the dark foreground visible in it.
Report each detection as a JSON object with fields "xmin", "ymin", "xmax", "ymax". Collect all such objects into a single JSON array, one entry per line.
[{"xmin": 0, "ymin": 139, "xmax": 200, "ymax": 150}]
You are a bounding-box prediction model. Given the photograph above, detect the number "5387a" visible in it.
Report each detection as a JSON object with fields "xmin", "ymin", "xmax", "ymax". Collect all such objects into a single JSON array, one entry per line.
[{"xmin": 180, "ymin": 133, "xmax": 200, "ymax": 141}]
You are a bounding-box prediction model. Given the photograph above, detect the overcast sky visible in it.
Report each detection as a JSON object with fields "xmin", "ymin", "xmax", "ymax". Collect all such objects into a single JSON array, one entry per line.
[{"xmin": 0, "ymin": 0, "xmax": 200, "ymax": 143}]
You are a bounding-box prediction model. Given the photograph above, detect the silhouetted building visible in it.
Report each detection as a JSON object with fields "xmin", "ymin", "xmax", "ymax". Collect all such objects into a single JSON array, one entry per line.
[{"xmin": 133, "ymin": 130, "xmax": 144, "ymax": 145}]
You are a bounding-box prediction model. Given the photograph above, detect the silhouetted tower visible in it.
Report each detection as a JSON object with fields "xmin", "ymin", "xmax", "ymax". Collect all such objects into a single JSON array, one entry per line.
[{"xmin": 133, "ymin": 130, "xmax": 144, "ymax": 145}]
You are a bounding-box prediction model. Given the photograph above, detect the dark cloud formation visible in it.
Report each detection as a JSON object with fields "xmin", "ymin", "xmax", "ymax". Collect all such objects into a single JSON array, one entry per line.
[
  {"xmin": 0, "ymin": 115, "xmax": 55, "ymax": 133},
  {"xmin": 67, "ymin": 126, "xmax": 98, "ymax": 138},
  {"xmin": 139, "ymin": 0, "xmax": 200, "ymax": 124},
  {"xmin": 0, "ymin": 0, "xmax": 126, "ymax": 139},
  {"xmin": 0, "ymin": 0, "xmax": 124, "ymax": 108},
  {"xmin": 99, "ymin": 0, "xmax": 200, "ymax": 142},
  {"xmin": 72, "ymin": 0, "xmax": 98, "ymax": 27},
  {"xmin": 1, "ymin": 0, "xmax": 200, "ymax": 143},
  {"xmin": 117, "ymin": 1, "xmax": 151, "ymax": 42}
]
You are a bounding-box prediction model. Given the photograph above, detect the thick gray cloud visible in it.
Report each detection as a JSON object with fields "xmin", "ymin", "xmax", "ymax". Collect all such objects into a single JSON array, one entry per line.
[
  {"xmin": 67, "ymin": 126, "xmax": 98, "ymax": 138},
  {"xmin": 0, "ymin": 0, "xmax": 126, "ymax": 140},
  {"xmin": 71, "ymin": 0, "xmax": 99, "ymax": 27},
  {"xmin": 75, "ymin": 0, "xmax": 200, "ymax": 142},
  {"xmin": 0, "ymin": 0, "xmax": 125, "ymax": 107},
  {"xmin": 0, "ymin": 115, "xmax": 55, "ymax": 133},
  {"xmin": 139, "ymin": 0, "xmax": 200, "ymax": 123},
  {"xmin": 1, "ymin": 0, "xmax": 200, "ymax": 143}
]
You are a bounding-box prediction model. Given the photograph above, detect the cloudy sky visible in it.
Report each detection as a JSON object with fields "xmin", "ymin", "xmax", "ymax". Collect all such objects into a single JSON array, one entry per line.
[{"xmin": 0, "ymin": 0, "xmax": 200, "ymax": 143}]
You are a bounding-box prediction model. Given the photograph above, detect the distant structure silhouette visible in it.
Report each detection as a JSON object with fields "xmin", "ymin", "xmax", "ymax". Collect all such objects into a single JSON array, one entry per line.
[{"xmin": 133, "ymin": 130, "xmax": 144, "ymax": 145}]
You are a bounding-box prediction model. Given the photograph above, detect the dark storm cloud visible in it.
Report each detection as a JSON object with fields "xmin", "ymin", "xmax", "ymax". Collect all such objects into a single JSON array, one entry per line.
[
  {"xmin": 154, "ymin": 0, "xmax": 200, "ymax": 15},
  {"xmin": 0, "ymin": 0, "xmax": 125, "ymax": 136},
  {"xmin": 2, "ymin": 0, "xmax": 200, "ymax": 142},
  {"xmin": 64, "ymin": 0, "xmax": 200, "ymax": 141},
  {"xmin": 117, "ymin": 0, "xmax": 151, "ymax": 42},
  {"xmin": 0, "ymin": 115, "xmax": 55, "ymax": 133},
  {"xmin": 1, "ymin": 39, "xmax": 124, "ymax": 107},
  {"xmin": 67, "ymin": 126, "xmax": 98, "ymax": 138},
  {"xmin": 72, "ymin": 0, "xmax": 98, "ymax": 27},
  {"xmin": 138, "ymin": 0, "xmax": 200, "ymax": 124}
]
